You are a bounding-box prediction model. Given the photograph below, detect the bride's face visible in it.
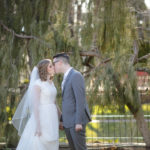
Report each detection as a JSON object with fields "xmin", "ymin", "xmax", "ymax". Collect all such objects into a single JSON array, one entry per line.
[
  {"xmin": 47, "ymin": 63, "xmax": 55, "ymax": 76},
  {"xmin": 53, "ymin": 58, "xmax": 62, "ymax": 74}
]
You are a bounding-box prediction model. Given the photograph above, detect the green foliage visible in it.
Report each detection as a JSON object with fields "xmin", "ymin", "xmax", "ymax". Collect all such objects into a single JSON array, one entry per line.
[{"xmin": 138, "ymin": 40, "xmax": 150, "ymax": 63}]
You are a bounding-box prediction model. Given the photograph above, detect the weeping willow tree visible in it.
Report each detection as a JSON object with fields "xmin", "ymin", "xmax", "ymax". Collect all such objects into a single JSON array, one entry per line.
[
  {"xmin": 0, "ymin": 0, "xmax": 150, "ymax": 147},
  {"xmin": 84, "ymin": 0, "xmax": 150, "ymax": 146}
]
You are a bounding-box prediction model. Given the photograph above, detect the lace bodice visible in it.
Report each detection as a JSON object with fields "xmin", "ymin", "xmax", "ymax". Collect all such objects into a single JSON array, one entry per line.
[{"xmin": 34, "ymin": 79, "xmax": 57, "ymax": 105}]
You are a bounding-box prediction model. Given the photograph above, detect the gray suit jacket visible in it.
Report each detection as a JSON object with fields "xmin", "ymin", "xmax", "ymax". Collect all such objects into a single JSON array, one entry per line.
[{"xmin": 61, "ymin": 68, "xmax": 91, "ymax": 128}]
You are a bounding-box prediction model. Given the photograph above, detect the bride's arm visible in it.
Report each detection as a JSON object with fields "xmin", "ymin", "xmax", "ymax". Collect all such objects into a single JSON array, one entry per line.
[
  {"xmin": 32, "ymin": 85, "xmax": 41, "ymax": 136},
  {"xmin": 55, "ymin": 102, "xmax": 64, "ymax": 130},
  {"xmin": 55, "ymin": 102, "xmax": 62, "ymax": 120}
]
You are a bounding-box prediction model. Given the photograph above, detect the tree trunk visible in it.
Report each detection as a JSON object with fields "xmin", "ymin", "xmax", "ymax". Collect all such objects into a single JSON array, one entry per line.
[
  {"xmin": 112, "ymin": 71, "xmax": 150, "ymax": 147},
  {"xmin": 68, "ymin": 0, "xmax": 74, "ymax": 37},
  {"xmin": 133, "ymin": 108, "xmax": 150, "ymax": 147}
]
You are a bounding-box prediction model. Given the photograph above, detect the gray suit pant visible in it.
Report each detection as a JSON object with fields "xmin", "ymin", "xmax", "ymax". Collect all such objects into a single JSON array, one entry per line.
[{"xmin": 64, "ymin": 125, "xmax": 87, "ymax": 150}]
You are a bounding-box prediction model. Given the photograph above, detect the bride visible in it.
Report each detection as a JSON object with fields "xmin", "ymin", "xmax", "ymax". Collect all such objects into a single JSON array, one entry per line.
[{"xmin": 12, "ymin": 59, "xmax": 60, "ymax": 150}]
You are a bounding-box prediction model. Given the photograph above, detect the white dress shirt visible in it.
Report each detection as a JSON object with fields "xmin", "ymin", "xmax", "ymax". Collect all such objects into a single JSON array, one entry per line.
[{"xmin": 61, "ymin": 67, "xmax": 72, "ymax": 90}]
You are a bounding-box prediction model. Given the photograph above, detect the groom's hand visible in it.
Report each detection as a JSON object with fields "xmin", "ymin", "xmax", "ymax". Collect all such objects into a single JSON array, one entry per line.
[
  {"xmin": 75, "ymin": 124, "xmax": 83, "ymax": 132},
  {"xmin": 59, "ymin": 122, "xmax": 64, "ymax": 130}
]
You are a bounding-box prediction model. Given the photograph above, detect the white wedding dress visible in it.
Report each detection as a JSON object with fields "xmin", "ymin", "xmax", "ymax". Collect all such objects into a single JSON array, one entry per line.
[{"xmin": 16, "ymin": 79, "xmax": 59, "ymax": 150}]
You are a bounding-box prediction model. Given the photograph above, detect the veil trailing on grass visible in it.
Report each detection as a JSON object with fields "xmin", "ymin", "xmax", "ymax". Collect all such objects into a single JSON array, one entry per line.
[{"xmin": 12, "ymin": 66, "xmax": 39, "ymax": 136}]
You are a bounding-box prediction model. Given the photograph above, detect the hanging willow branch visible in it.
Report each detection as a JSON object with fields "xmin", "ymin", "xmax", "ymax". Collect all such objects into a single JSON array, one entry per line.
[
  {"xmin": 131, "ymin": 40, "xmax": 139, "ymax": 64},
  {"xmin": 0, "ymin": 20, "xmax": 102, "ymax": 58},
  {"xmin": 1, "ymin": 20, "xmax": 149, "ymax": 62}
]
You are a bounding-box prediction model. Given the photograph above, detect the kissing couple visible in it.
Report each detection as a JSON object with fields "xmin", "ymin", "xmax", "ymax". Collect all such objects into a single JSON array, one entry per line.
[{"xmin": 12, "ymin": 52, "xmax": 91, "ymax": 150}]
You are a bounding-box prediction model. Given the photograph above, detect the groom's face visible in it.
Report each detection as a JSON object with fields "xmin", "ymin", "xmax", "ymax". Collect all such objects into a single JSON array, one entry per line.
[{"xmin": 53, "ymin": 58, "xmax": 62, "ymax": 74}]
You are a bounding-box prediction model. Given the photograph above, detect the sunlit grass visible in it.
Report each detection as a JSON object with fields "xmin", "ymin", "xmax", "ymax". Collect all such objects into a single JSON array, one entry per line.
[
  {"xmin": 91, "ymin": 104, "xmax": 150, "ymax": 115},
  {"xmin": 142, "ymin": 104, "xmax": 150, "ymax": 112}
]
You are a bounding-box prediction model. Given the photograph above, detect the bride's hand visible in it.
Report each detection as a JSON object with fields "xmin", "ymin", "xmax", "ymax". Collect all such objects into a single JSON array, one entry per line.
[
  {"xmin": 59, "ymin": 122, "xmax": 64, "ymax": 130},
  {"xmin": 35, "ymin": 128, "xmax": 42, "ymax": 136}
]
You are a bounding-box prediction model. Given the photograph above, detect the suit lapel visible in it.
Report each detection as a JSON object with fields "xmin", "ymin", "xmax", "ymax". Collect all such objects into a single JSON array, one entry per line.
[{"xmin": 62, "ymin": 68, "xmax": 74, "ymax": 96}]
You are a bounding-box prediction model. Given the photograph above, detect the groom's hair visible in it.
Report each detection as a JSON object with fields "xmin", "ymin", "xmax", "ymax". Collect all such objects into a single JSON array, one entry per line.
[{"xmin": 53, "ymin": 52, "xmax": 70, "ymax": 64}]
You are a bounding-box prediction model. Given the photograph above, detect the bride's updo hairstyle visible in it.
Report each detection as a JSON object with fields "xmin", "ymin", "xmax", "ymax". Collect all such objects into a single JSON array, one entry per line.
[{"xmin": 37, "ymin": 59, "xmax": 53, "ymax": 81}]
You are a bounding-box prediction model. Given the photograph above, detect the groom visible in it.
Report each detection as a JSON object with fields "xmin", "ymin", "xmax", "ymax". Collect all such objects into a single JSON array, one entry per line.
[{"xmin": 53, "ymin": 53, "xmax": 91, "ymax": 150}]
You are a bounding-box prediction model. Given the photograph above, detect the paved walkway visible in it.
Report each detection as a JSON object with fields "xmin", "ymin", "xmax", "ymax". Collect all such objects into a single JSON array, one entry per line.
[{"xmin": 0, "ymin": 143, "xmax": 149, "ymax": 150}]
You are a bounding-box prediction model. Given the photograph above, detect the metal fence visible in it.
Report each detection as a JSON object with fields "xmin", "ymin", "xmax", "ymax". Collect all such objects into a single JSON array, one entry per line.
[
  {"xmin": 86, "ymin": 114, "xmax": 150, "ymax": 143},
  {"xmin": 59, "ymin": 108, "xmax": 150, "ymax": 147}
]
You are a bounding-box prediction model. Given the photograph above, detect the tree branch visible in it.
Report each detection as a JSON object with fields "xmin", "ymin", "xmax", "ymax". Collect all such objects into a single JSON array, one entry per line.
[
  {"xmin": 0, "ymin": 21, "xmax": 35, "ymax": 39},
  {"xmin": 79, "ymin": 50, "xmax": 100, "ymax": 57},
  {"xmin": 138, "ymin": 53, "xmax": 150, "ymax": 61},
  {"xmin": 0, "ymin": 20, "xmax": 51, "ymax": 47},
  {"xmin": 68, "ymin": 50, "xmax": 100, "ymax": 57},
  {"xmin": 84, "ymin": 58, "xmax": 112, "ymax": 77}
]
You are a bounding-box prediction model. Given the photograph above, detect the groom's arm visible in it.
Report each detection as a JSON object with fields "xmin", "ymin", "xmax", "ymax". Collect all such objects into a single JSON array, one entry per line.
[{"xmin": 72, "ymin": 72, "xmax": 86, "ymax": 126}]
